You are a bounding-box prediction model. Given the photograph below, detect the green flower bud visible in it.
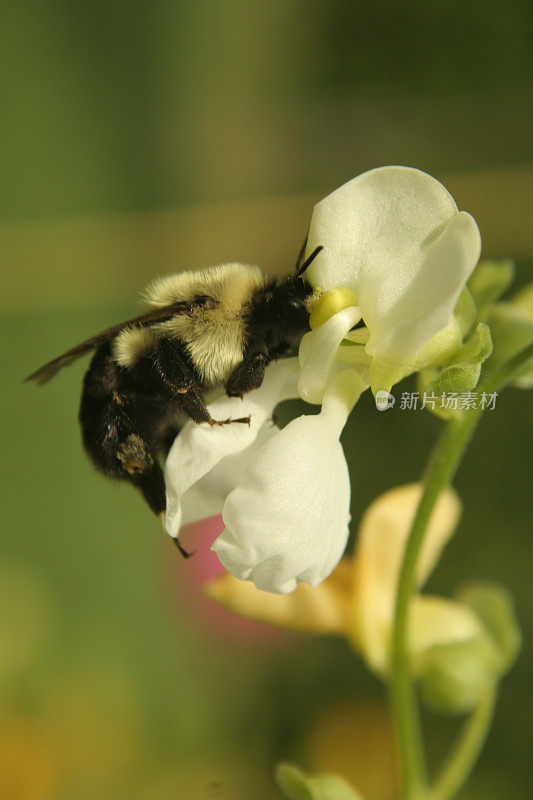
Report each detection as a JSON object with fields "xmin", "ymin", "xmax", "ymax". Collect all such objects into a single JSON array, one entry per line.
[
  {"xmin": 276, "ymin": 763, "xmax": 364, "ymax": 800},
  {"xmin": 420, "ymin": 583, "xmax": 521, "ymax": 715},
  {"xmin": 419, "ymin": 636, "xmax": 499, "ymax": 715}
]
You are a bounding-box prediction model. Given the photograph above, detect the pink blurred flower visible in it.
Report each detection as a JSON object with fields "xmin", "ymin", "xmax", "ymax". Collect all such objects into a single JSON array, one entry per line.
[{"xmin": 163, "ymin": 515, "xmax": 289, "ymax": 645}]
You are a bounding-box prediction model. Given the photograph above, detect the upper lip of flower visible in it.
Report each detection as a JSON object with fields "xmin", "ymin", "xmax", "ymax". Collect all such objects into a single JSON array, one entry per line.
[{"xmin": 303, "ymin": 166, "xmax": 482, "ymax": 394}]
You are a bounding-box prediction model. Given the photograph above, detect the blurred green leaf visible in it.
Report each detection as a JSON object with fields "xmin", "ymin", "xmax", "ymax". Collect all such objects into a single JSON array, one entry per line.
[
  {"xmin": 0, "ymin": 564, "xmax": 55, "ymax": 688},
  {"xmin": 276, "ymin": 763, "xmax": 364, "ymax": 800},
  {"xmin": 511, "ymin": 283, "xmax": 533, "ymax": 317},
  {"xmin": 468, "ymin": 260, "xmax": 515, "ymax": 318},
  {"xmin": 484, "ymin": 302, "xmax": 533, "ymax": 385}
]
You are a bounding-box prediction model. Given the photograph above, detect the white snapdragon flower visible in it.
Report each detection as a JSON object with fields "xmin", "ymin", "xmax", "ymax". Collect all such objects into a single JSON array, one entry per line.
[
  {"xmin": 302, "ymin": 166, "xmax": 482, "ymax": 399},
  {"xmin": 165, "ymin": 361, "xmax": 365, "ymax": 593},
  {"xmin": 165, "ymin": 166, "xmax": 482, "ymax": 595}
]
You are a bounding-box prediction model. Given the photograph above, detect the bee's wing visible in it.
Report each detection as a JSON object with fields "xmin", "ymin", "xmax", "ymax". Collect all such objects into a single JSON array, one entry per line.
[{"xmin": 24, "ymin": 300, "xmax": 196, "ymax": 384}]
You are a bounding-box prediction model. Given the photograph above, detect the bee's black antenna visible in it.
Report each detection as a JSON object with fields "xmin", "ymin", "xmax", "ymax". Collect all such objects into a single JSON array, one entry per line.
[
  {"xmin": 297, "ymin": 245, "xmax": 323, "ymax": 277},
  {"xmin": 295, "ymin": 235, "xmax": 308, "ymax": 271}
]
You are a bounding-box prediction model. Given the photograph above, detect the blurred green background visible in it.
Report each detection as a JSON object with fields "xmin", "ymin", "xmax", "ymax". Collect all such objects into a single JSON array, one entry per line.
[{"xmin": 1, "ymin": 2, "xmax": 532, "ymax": 798}]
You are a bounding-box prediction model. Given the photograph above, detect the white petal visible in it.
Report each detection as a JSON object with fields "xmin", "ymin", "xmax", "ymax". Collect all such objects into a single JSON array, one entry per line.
[
  {"xmin": 164, "ymin": 358, "xmax": 300, "ymax": 537},
  {"xmin": 366, "ymin": 212, "xmax": 481, "ymax": 362},
  {"xmin": 298, "ymin": 306, "xmax": 362, "ymax": 404},
  {"xmin": 213, "ymin": 412, "xmax": 351, "ymax": 594},
  {"xmin": 179, "ymin": 420, "xmax": 280, "ymax": 525},
  {"xmin": 319, "ymin": 368, "xmax": 369, "ymax": 437},
  {"xmin": 353, "ymin": 483, "xmax": 461, "ymax": 672},
  {"xmin": 305, "ymin": 166, "xmax": 481, "ymax": 364}
]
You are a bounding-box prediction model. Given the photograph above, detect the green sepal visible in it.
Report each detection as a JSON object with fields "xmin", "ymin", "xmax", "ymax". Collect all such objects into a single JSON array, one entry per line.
[
  {"xmin": 276, "ymin": 763, "xmax": 364, "ymax": 800},
  {"xmin": 467, "ymin": 259, "xmax": 515, "ymax": 318},
  {"xmin": 454, "ymin": 287, "xmax": 477, "ymax": 337},
  {"xmin": 448, "ymin": 322, "xmax": 493, "ymax": 367},
  {"xmin": 420, "ymin": 324, "xmax": 493, "ymax": 418},
  {"xmin": 457, "ymin": 582, "xmax": 521, "ymax": 673},
  {"xmin": 415, "ymin": 367, "xmax": 450, "ymax": 419},
  {"xmin": 419, "ymin": 637, "xmax": 499, "ymax": 715},
  {"xmin": 427, "ymin": 363, "xmax": 481, "ymax": 398}
]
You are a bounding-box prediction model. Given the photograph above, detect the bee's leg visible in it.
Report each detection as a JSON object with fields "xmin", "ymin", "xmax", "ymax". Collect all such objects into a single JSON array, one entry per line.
[
  {"xmin": 153, "ymin": 337, "xmax": 195, "ymax": 395},
  {"xmin": 268, "ymin": 340, "xmax": 292, "ymax": 360},
  {"xmin": 172, "ymin": 538, "xmax": 195, "ymax": 558},
  {"xmin": 178, "ymin": 384, "xmax": 250, "ymax": 427},
  {"xmin": 153, "ymin": 338, "xmax": 249, "ymax": 426},
  {"xmin": 225, "ymin": 339, "xmax": 293, "ymax": 399},
  {"xmin": 226, "ymin": 347, "xmax": 278, "ymax": 397}
]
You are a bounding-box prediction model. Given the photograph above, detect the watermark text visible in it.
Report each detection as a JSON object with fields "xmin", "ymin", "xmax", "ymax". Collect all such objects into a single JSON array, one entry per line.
[{"xmin": 375, "ymin": 391, "xmax": 498, "ymax": 411}]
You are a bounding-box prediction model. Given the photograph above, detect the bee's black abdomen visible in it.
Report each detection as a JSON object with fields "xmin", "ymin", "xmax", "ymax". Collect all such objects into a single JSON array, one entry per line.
[
  {"xmin": 129, "ymin": 463, "xmax": 167, "ymax": 515},
  {"xmin": 79, "ymin": 343, "xmax": 175, "ymax": 515},
  {"xmin": 79, "ymin": 344, "xmax": 132, "ymax": 478}
]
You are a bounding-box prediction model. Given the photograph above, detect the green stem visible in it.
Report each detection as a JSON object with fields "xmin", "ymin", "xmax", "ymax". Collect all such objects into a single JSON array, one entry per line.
[
  {"xmin": 390, "ymin": 409, "xmax": 482, "ymax": 797},
  {"xmin": 429, "ymin": 685, "xmax": 497, "ymax": 800},
  {"xmin": 389, "ymin": 341, "xmax": 533, "ymax": 799}
]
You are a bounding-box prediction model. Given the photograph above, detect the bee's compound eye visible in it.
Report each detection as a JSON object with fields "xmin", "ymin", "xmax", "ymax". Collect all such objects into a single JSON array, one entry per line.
[
  {"xmin": 195, "ymin": 296, "xmax": 216, "ymax": 309},
  {"xmin": 288, "ymin": 298, "xmax": 306, "ymax": 310}
]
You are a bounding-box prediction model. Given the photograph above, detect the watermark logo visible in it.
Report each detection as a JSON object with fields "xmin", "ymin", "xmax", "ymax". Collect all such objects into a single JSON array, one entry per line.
[
  {"xmin": 375, "ymin": 390, "xmax": 396, "ymax": 411},
  {"xmin": 374, "ymin": 391, "xmax": 498, "ymax": 412}
]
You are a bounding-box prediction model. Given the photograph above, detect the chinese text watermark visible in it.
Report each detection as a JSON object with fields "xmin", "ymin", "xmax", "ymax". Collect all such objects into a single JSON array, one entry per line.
[{"xmin": 375, "ymin": 390, "xmax": 498, "ymax": 412}]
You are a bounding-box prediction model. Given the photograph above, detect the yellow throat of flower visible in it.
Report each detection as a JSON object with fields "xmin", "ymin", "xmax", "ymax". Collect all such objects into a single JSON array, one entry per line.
[{"xmin": 308, "ymin": 287, "xmax": 358, "ymax": 329}]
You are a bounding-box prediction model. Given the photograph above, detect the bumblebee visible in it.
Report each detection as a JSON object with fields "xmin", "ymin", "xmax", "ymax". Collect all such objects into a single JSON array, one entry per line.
[{"xmin": 26, "ymin": 245, "xmax": 322, "ymax": 551}]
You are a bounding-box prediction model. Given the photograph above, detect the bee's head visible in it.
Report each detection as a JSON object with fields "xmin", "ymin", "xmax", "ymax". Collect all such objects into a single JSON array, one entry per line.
[
  {"xmin": 247, "ymin": 246, "xmax": 323, "ymax": 343},
  {"xmin": 283, "ymin": 292, "xmax": 312, "ymax": 336},
  {"xmin": 248, "ymin": 275, "xmax": 312, "ymax": 343}
]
